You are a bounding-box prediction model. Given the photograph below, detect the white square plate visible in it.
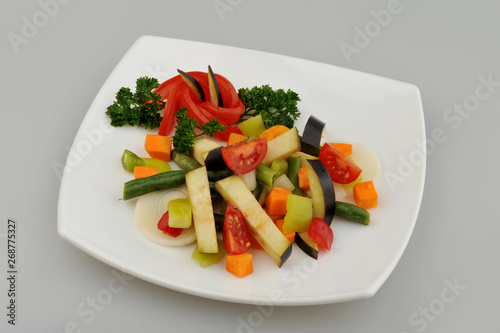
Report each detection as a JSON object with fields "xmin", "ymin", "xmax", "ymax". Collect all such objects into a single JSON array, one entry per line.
[{"xmin": 57, "ymin": 36, "xmax": 425, "ymax": 305}]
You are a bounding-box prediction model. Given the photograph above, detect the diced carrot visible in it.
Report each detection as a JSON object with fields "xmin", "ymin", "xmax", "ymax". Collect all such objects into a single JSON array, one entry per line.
[
  {"xmin": 275, "ymin": 219, "xmax": 295, "ymax": 244},
  {"xmin": 264, "ymin": 207, "xmax": 283, "ymax": 223},
  {"xmin": 133, "ymin": 166, "xmax": 160, "ymax": 179},
  {"xmin": 226, "ymin": 253, "xmax": 253, "ymax": 278},
  {"xmin": 265, "ymin": 187, "xmax": 293, "ymax": 216},
  {"xmin": 259, "ymin": 125, "xmax": 289, "ymax": 141},
  {"xmin": 298, "ymin": 166, "xmax": 310, "ymax": 191},
  {"xmin": 144, "ymin": 134, "xmax": 172, "ymax": 162},
  {"xmin": 329, "ymin": 143, "xmax": 352, "ymax": 157},
  {"xmin": 353, "ymin": 180, "xmax": 378, "ymax": 209},
  {"xmin": 227, "ymin": 133, "xmax": 248, "ymax": 146}
]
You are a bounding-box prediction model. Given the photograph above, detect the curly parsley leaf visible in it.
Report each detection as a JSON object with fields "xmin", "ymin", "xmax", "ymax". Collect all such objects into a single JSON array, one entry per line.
[
  {"xmin": 106, "ymin": 76, "xmax": 164, "ymax": 129},
  {"xmin": 173, "ymin": 107, "xmax": 226, "ymax": 154},
  {"xmin": 200, "ymin": 118, "xmax": 226, "ymax": 137},
  {"xmin": 238, "ymin": 85, "xmax": 301, "ymax": 128}
]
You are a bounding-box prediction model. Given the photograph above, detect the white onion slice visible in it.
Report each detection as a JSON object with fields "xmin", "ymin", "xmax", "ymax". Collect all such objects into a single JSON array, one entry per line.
[
  {"xmin": 273, "ymin": 174, "xmax": 295, "ymax": 191},
  {"xmin": 239, "ymin": 169, "xmax": 257, "ymax": 191},
  {"xmin": 336, "ymin": 142, "xmax": 382, "ymax": 197},
  {"xmin": 333, "ymin": 182, "xmax": 347, "ymax": 201},
  {"xmin": 135, "ymin": 185, "xmax": 196, "ymax": 247},
  {"xmin": 349, "ymin": 143, "xmax": 382, "ymax": 185}
]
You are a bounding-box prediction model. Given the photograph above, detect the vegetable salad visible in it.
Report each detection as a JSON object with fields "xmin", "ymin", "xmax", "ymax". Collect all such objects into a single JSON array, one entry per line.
[{"xmin": 107, "ymin": 66, "xmax": 381, "ymax": 278}]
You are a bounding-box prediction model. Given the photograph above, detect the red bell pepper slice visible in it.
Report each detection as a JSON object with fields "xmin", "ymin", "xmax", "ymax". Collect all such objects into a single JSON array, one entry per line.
[
  {"xmin": 156, "ymin": 70, "xmax": 245, "ymax": 141},
  {"xmin": 157, "ymin": 79, "xmax": 183, "ymax": 136},
  {"xmin": 307, "ymin": 217, "xmax": 334, "ymax": 250},
  {"xmin": 197, "ymin": 100, "xmax": 244, "ymax": 125},
  {"xmin": 154, "ymin": 75, "xmax": 183, "ymax": 100},
  {"xmin": 157, "ymin": 211, "xmax": 183, "ymax": 238}
]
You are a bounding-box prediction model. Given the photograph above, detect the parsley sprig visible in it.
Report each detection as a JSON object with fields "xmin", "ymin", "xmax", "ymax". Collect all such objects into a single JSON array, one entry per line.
[
  {"xmin": 173, "ymin": 107, "xmax": 226, "ymax": 154},
  {"xmin": 106, "ymin": 77, "xmax": 164, "ymax": 129},
  {"xmin": 238, "ymin": 85, "xmax": 301, "ymax": 128}
]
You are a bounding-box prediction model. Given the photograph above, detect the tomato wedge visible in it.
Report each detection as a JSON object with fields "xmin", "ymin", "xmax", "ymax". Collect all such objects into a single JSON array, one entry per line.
[
  {"xmin": 307, "ymin": 217, "xmax": 333, "ymax": 250},
  {"xmin": 221, "ymin": 138, "xmax": 268, "ymax": 174},
  {"xmin": 318, "ymin": 143, "xmax": 362, "ymax": 184},
  {"xmin": 223, "ymin": 204, "xmax": 251, "ymax": 254},
  {"xmin": 157, "ymin": 211, "xmax": 183, "ymax": 238}
]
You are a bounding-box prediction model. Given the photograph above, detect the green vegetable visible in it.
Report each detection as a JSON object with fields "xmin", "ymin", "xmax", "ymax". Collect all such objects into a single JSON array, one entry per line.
[
  {"xmin": 286, "ymin": 156, "xmax": 303, "ymax": 196},
  {"xmin": 123, "ymin": 170, "xmax": 188, "ymax": 200},
  {"xmin": 251, "ymin": 182, "xmax": 263, "ymax": 200},
  {"xmin": 255, "ymin": 163, "xmax": 276, "ymax": 187},
  {"xmin": 106, "ymin": 77, "xmax": 164, "ymax": 129},
  {"xmin": 207, "ymin": 170, "xmax": 231, "ymax": 182},
  {"xmin": 238, "ymin": 114, "xmax": 266, "ymax": 137},
  {"xmin": 121, "ymin": 149, "xmax": 145, "ymax": 172},
  {"xmin": 335, "ymin": 201, "xmax": 370, "ymax": 225},
  {"xmin": 121, "ymin": 150, "xmax": 171, "ymax": 173},
  {"xmin": 270, "ymin": 159, "xmax": 288, "ymax": 179},
  {"xmin": 238, "ymin": 85, "xmax": 301, "ymax": 128},
  {"xmin": 167, "ymin": 198, "xmax": 192, "ymax": 228},
  {"xmin": 283, "ymin": 195, "xmax": 313, "ymax": 233},
  {"xmin": 172, "ymin": 150, "xmax": 202, "ymax": 171},
  {"xmin": 191, "ymin": 239, "xmax": 226, "ymax": 267},
  {"xmin": 141, "ymin": 158, "xmax": 171, "ymax": 173},
  {"xmin": 257, "ymin": 184, "xmax": 270, "ymax": 206},
  {"xmin": 172, "ymin": 107, "xmax": 225, "ymax": 154}
]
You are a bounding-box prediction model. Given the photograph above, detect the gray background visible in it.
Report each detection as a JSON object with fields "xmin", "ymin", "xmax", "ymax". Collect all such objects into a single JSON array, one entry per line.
[{"xmin": 1, "ymin": 0, "xmax": 499, "ymax": 332}]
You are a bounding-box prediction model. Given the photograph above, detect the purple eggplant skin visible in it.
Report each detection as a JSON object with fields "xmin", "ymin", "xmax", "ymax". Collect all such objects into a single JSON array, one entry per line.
[
  {"xmin": 177, "ymin": 69, "xmax": 206, "ymax": 102},
  {"xmin": 208, "ymin": 65, "xmax": 223, "ymax": 108},
  {"xmin": 301, "ymin": 115, "xmax": 325, "ymax": 148},
  {"xmin": 294, "ymin": 233, "xmax": 318, "ymax": 260},
  {"xmin": 307, "ymin": 159, "xmax": 336, "ymax": 226},
  {"xmin": 204, "ymin": 146, "xmax": 229, "ymax": 172}
]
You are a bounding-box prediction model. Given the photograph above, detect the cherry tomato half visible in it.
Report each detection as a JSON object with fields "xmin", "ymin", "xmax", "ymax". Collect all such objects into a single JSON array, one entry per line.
[
  {"xmin": 307, "ymin": 217, "xmax": 334, "ymax": 251},
  {"xmin": 221, "ymin": 138, "xmax": 268, "ymax": 174},
  {"xmin": 318, "ymin": 143, "xmax": 362, "ymax": 184},
  {"xmin": 223, "ymin": 204, "xmax": 251, "ymax": 254}
]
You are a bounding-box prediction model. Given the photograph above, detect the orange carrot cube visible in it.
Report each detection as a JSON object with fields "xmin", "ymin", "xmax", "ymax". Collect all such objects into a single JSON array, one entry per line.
[
  {"xmin": 227, "ymin": 133, "xmax": 248, "ymax": 146},
  {"xmin": 330, "ymin": 143, "xmax": 353, "ymax": 157},
  {"xmin": 226, "ymin": 253, "xmax": 253, "ymax": 278},
  {"xmin": 298, "ymin": 166, "xmax": 310, "ymax": 191},
  {"xmin": 353, "ymin": 180, "xmax": 378, "ymax": 209},
  {"xmin": 144, "ymin": 134, "xmax": 172, "ymax": 162},
  {"xmin": 265, "ymin": 187, "xmax": 293, "ymax": 216},
  {"xmin": 275, "ymin": 219, "xmax": 295, "ymax": 244},
  {"xmin": 134, "ymin": 166, "xmax": 160, "ymax": 179}
]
